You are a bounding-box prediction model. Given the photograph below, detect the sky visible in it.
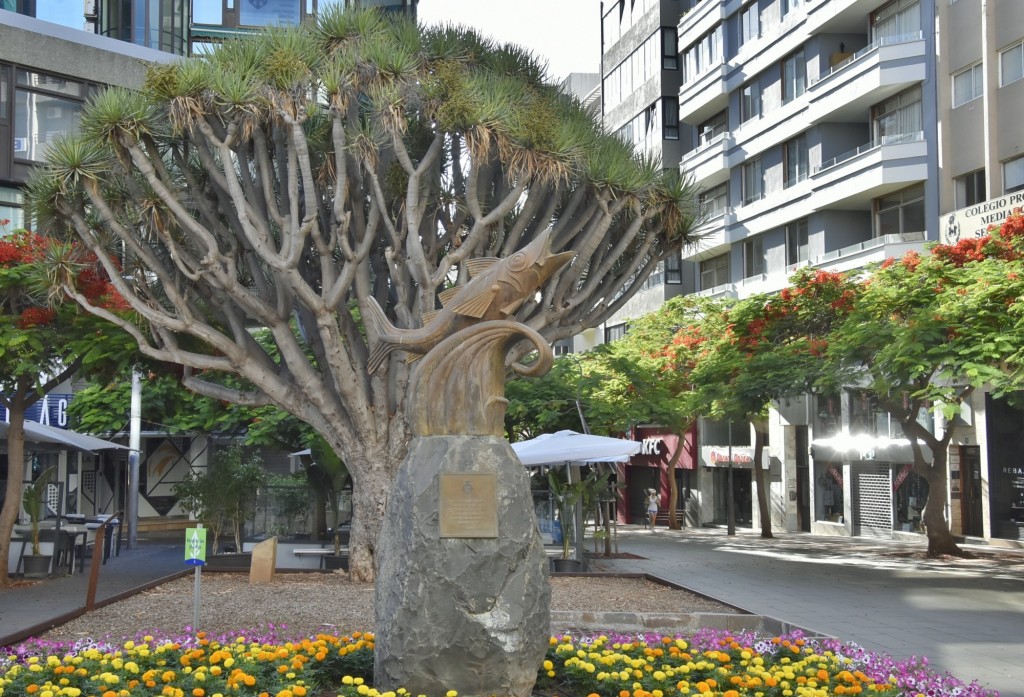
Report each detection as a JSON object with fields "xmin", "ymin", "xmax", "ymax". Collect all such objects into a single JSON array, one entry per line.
[{"xmin": 417, "ymin": 0, "xmax": 603, "ymax": 82}]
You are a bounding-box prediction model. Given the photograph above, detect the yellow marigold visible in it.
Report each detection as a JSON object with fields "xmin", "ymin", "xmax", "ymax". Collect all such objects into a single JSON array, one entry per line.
[
  {"xmin": 293, "ymin": 687, "xmax": 307, "ymax": 696},
  {"xmin": 276, "ymin": 691, "xmax": 292, "ymax": 697},
  {"xmin": 26, "ymin": 686, "xmax": 40, "ymax": 694},
  {"xmin": 193, "ymin": 690, "xmax": 205, "ymax": 697}
]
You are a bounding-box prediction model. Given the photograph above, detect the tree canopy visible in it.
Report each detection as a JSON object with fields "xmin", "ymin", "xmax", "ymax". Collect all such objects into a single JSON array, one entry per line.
[
  {"xmin": 27, "ymin": 8, "xmax": 699, "ymax": 580},
  {"xmin": 0, "ymin": 227, "xmax": 135, "ymax": 586}
]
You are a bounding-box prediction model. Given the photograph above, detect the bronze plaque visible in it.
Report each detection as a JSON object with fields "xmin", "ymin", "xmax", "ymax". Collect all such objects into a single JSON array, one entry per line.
[{"xmin": 439, "ymin": 473, "xmax": 498, "ymax": 538}]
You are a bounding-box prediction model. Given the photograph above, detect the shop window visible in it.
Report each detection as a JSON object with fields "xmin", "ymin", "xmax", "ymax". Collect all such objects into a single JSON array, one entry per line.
[
  {"xmin": 894, "ymin": 470, "xmax": 928, "ymax": 531},
  {"xmin": 814, "ymin": 462, "xmax": 844, "ymax": 522}
]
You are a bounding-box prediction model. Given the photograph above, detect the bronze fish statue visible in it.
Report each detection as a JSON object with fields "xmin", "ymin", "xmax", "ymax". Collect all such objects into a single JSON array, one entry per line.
[{"xmin": 364, "ymin": 228, "xmax": 574, "ymax": 374}]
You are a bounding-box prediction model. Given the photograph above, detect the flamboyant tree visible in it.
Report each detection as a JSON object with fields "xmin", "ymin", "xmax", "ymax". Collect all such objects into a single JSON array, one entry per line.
[
  {"xmin": 826, "ymin": 213, "xmax": 1024, "ymax": 556},
  {"xmin": 0, "ymin": 227, "xmax": 134, "ymax": 586},
  {"xmin": 27, "ymin": 8, "xmax": 699, "ymax": 580}
]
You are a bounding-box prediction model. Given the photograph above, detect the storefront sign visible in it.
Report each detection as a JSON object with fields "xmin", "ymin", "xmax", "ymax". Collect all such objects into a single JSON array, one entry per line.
[
  {"xmin": 703, "ymin": 446, "xmax": 768, "ymax": 468},
  {"xmin": 941, "ymin": 192, "xmax": 1024, "ymax": 244},
  {"xmin": 640, "ymin": 437, "xmax": 663, "ymax": 455},
  {"xmin": 2, "ymin": 393, "xmax": 73, "ymax": 428}
]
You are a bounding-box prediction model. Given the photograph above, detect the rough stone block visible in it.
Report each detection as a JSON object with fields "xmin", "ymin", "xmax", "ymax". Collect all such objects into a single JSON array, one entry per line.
[{"xmin": 249, "ymin": 537, "xmax": 277, "ymax": 584}]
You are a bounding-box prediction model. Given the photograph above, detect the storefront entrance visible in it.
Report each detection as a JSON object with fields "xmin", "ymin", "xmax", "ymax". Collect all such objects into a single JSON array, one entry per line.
[{"xmin": 711, "ymin": 467, "xmax": 752, "ymax": 527}]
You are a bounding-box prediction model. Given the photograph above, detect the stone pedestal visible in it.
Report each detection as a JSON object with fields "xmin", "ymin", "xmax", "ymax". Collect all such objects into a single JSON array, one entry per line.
[
  {"xmin": 375, "ymin": 435, "xmax": 550, "ymax": 697},
  {"xmin": 249, "ymin": 537, "xmax": 277, "ymax": 584}
]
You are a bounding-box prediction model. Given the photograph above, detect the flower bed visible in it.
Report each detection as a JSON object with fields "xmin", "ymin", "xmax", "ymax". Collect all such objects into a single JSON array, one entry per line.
[{"xmin": 1, "ymin": 627, "xmax": 996, "ymax": 697}]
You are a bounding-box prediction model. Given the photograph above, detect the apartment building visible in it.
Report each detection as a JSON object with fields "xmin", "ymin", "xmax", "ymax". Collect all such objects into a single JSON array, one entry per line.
[
  {"xmin": 3, "ymin": 1, "xmax": 417, "ymax": 57},
  {"xmin": 598, "ymin": 0, "xmax": 1024, "ymax": 544}
]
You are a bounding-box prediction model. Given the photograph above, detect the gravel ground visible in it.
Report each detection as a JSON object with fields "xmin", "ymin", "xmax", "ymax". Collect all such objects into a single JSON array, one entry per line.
[{"xmin": 39, "ymin": 572, "xmax": 737, "ymax": 644}]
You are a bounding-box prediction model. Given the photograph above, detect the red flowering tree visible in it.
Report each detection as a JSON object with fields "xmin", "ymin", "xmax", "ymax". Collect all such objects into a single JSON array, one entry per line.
[
  {"xmin": 0, "ymin": 227, "xmax": 134, "ymax": 586},
  {"xmin": 666, "ymin": 269, "xmax": 860, "ymax": 537},
  {"xmin": 826, "ymin": 213, "xmax": 1024, "ymax": 556}
]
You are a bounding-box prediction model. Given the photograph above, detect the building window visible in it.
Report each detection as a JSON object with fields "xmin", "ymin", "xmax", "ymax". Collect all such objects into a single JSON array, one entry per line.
[
  {"xmin": 780, "ymin": 0, "xmax": 801, "ymax": 18},
  {"xmin": 953, "ymin": 63, "xmax": 984, "ymax": 106},
  {"xmin": 740, "ymin": 80, "xmax": 761, "ymax": 122},
  {"xmin": 738, "ymin": 2, "xmax": 760, "ymax": 47},
  {"xmin": 699, "ymin": 182, "xmax": 729, "ymax": 218},
  {"xmin": 871, "ymin": 0, "xmax": 921, "ymax": 44},
  {"xmin": 784, "ymin": 133, "xmax": 808, "ymax": 187},
  {"xmin": 875, "ymin": 183, "xmax": 925, "ymax": 237},
  {"xmin": 0, "ymin": 187, "xmax": 26, "ymax": 232},
  {"xmin": 553, "ymin": 341, "xmax": 572, "ymax": 356},
  {"xmin": 665, "ymin": 254, "xmax": 682, "ymax": 284},
  {"xmin": 700, "ymin": 253, "xmax": 729, "ymax": 290},
  {"xmin": 743, "ymin": 235, "xmax": 765, "ymax": 278},
  {"xmin": 682, "ymin": 24, "xmax": 723, "ymax": 83},
  {"xmin": 663, "ymin": 97, "xmax": 679, "ymax": 140},
  {"xmin": 1005, "ymin": 156, "xmax": 1024, "ymax": 194},
  {"xmin": 1000, "ymin": 39, "xmax": 1024, "ymax": 87},
  {"xmin": 954, "ymin": 169, "xmax": 986, "ymax": 208},
  {"xmin": 742, "ymin": 157, "xmax": 763, "ymax": 204},
  {"xmin": 782, "ymin": 48, "xmax": 806, "ymax": 104},
  {"xmin": 786, "ymin": 219, "xmax": 808, "ymax": 266},
  {"xmin": 12, "ymin": 68, "xmax": 88, "ymax": 163},
  {"xmin": 872, "ymin": 86, "xmax": 922, "ymax": 142},
  {"xmin": 604, "ymin": 323, "xmax": 627, "ymax": 343},
  {"xmin": 697, "ymin": 110, "xmax": 728, "ymax": 146},
  {"xmin": 662, "ymin": 27, "xmax": 679, "ymax": 70}
]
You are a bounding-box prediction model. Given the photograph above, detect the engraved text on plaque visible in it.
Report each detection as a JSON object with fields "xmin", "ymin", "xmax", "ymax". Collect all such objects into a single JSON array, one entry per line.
[{"xmin": 439, "ymin": 473, "xmax": 499, "ymax": 538}]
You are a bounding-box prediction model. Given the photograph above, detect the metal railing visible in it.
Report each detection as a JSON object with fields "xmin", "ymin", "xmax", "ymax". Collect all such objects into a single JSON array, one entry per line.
[
  {"xmin": 814, "ymin": 131, "xmax": 925, "ymax": 173},
  {"xmin": 814, "ymin": 231, "xmax": 925, "ymax": 263},
  {"xmin": 809, "ymin": 31, "xmax": 924, "ymax": 87}
]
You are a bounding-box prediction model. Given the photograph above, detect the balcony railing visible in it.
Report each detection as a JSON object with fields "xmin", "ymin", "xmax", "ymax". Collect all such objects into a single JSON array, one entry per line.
[
  {"xmin": 814, "ymin": 131, "xmax": 924, "ymax": 173},
  {"xmin": 813, "ymin": 231, "xmax": 926, "ymax": 264},
  {"xmin": 809, "ymin": 31, "xmax": 924, "ymax": 87}
]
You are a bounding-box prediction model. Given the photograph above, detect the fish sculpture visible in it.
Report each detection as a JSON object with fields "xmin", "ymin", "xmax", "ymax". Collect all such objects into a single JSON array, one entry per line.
[{"xmin": 364, "ymin": 228, "xmax": 574, "ymax": 374}]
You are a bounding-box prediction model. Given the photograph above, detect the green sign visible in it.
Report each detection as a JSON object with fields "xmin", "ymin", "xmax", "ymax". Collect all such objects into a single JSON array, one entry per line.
[{"xmin": 185, "ymin": 527, "xmax": 207, "ymax": 566}]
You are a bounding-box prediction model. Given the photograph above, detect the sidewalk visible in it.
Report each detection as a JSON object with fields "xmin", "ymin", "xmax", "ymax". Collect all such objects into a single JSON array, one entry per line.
[
  {"xmin": 0, "ymin": 539, "xmax": 186, "ymax": 646},
  {"xmin": 598, "ymin": 525, "xmax": 1024, "ymax": 697}
]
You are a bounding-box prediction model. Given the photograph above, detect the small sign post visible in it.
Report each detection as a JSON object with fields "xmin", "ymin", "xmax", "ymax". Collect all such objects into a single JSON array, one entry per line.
[{"xmin": 185, "ymin": 525, "xmax": 206, "ymax": 629}]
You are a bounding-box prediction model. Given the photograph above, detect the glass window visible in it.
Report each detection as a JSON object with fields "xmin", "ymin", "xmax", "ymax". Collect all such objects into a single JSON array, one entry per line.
[
  {"xmin": 742, "ymin": 157, "xmax": 763, "ymax": 204},
  {"xmin": 663, "ymin": 97, "xmax": 679, "ymax": 140},
  {"xmin": 872, "ymin": 0, "xmax": 921, "ymax": 44},
  {"xmin": 240, "ymin": 0, "xmax": 301, "ymax": 27},
  {"xmin": 782, "ymin": 49, "xmax": 806, "ymax": 104},
  {"xmin": 603, "ymin": 3, "xmax": 622, "ymax": 47},
  {"xmin": 697, "ymin": 110, "xmax": 728, "ymax": 146},
  {"xmin": 743, "ymin": 235, "xmax": 764, "ymax": 278},
  {"xmin": 1000, "ymin": 40, "xmax": 1024, "ymax": 86},
  {"xmin": 0, "ymin": 66, "xmax": 7, "ymax": 120},
  {"xmin": 814, "ymin": 462, "xmax": 845, "ymax": 523},
  {"xmin": 15, "ymin": 69, "xmax": 83, "ymax": 98},
  {"xmin": 781, "ymin": 0, "xmax": 801, "ymax": 18},
  {"xmin": 872, "ymin": 86, "xmax": 922, "ymax": 141},
  {"xmin": 953, "ymin": 63, "xmax": 984, "ymax": 106},
  {"xmin": 193, "ymin": 0, "xmax": 222, "ymax": 24},
  {"xmin": 1005, "ymin": 156, "xmax": 1024, "ymax": 194},
  {"xmin": 665, "ymin": 254, "xmax": 682, "ymax": 284},
  {"xmin": 875, "ymin": 183, "xmax": 925, "ymax": 237},
  {"xmin": 662, "ymin": 27, "xmax": 678, "ymax": 70},
  {"xmin": 700, "ymin": 253, "xmax": 729, "ymax": 290},
  {"xmin": 0, "ymin": 187, "xmax": 26, "ymax": 233},
  {"xmin": 739, "ymin": 2, "xmax": 760, "ymax": 46},
  {"xmin": 895, "ymin": 471, "xmax": 928, "ymax": 531},
  {"xmin": 784, "ymin": 133, "xmax": 808, "ymax": 187},
  {"xmin": 786, "ymin": 219, "xmax": 808, "ymax": 265},
  {"xmin": 740, "ymin": 80, "xmax": 761, "ymax": 123},
  {"xmin": 604, "ymin": 323, "xmax": 627, "ymax": 343},
  {"xmin": 699, "ymin": 182, "xmax": 728, "ymax": 218},
  {"xmin": 954, "ymin": 169, "xmax": 986, "ymax": 208},
  {"xmin": 13, "ymin": 77, "xmax": 86, "ymax": 163}
]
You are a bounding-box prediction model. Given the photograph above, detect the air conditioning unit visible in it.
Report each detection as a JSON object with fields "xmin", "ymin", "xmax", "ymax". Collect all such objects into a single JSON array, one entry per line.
[{"xmin": 46, "ymin": 106, "xmax": 63, "ymax": 119}]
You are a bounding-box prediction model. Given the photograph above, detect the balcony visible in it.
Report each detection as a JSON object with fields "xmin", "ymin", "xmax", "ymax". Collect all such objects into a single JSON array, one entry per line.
[
  {"xmin": 678, "ymin": 0, "xmax": 741, "ymax": 49},
  {"xmin": 680, "ymin": 131, "xmax": 734, "ymax": 185},
  {"xmin": 811, "ymin": 231, "xmax": 927, "ymax": 273},
  {"xmin": 812, "ymin": 131, "xmax": 928, "ymax": 209},
  {"xmin": 695, "ymin": 282, "xmax": 738, "ymax": 300},
  {"xmin": 679, "ymin": 63, "xmax": 729, "ymax": 123},
  {"xmin": 808, "ymin": 33, "xmax": 926, "ymax": 123}
]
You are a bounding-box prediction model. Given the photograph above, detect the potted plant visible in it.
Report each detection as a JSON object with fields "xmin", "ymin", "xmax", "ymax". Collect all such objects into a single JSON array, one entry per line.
[
  {"xmin": 547, "ymin": 468, "xmax": 610, "ymax": 571},
  {"xmin": 21, "ymin": 466, "xmax": 56, "ymax": 578}
]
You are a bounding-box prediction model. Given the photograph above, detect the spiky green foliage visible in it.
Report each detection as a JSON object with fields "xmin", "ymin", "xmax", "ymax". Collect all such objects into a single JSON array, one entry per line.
[{"xmin": 27, "ymin": 7, "xmax": 700, "ymax": 580}]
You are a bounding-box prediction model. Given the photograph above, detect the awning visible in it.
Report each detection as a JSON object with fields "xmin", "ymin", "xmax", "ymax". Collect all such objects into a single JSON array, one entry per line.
[
  {"xmin": 811, "ymin": 433, "xmax": 932, "ymax": 464},
  {"xmin": 511, "ymin": 430, "xmax": 642, "ymax": 466},
  {"xmin": 0, "ymin": 420, "xmax": 130, "ymax": 452}
]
